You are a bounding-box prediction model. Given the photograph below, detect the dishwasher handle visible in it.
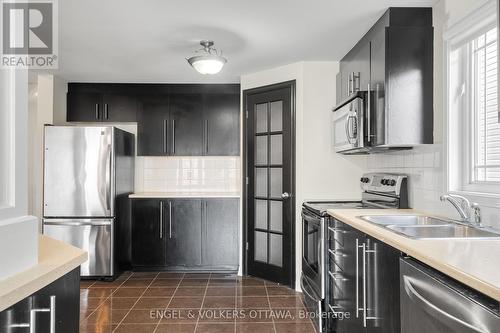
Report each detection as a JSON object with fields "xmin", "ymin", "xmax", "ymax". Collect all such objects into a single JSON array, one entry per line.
[{"xmin": 403, "ymin": 275, "xmax": 487, "ymax": 333}]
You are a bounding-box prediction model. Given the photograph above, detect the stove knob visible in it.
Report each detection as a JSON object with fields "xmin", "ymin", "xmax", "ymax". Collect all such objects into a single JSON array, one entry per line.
[
  {"xmin": 360, "ymin": 177, "xmax": 364, "ymax": 183},
  {"xmin": 389, "ymin": 179, "xmax": 396, "ymax": 186},
  {"xmin": 381, "ymin": 179, "xmax": 387, "ymax": 185}
]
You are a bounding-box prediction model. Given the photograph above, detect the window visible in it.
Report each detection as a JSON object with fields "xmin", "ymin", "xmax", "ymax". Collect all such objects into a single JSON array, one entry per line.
[
  {"xmin": 471, "ymin": 28, "xmax": 500, "ymax": 183},
  {"xmin": 446, "ymin": 1, "xmax": 500, "ymax": 196}
]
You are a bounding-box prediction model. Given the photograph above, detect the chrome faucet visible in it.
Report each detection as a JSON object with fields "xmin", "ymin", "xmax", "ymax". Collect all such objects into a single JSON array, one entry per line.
[{"xmin": 440, "ymin": 193, "xmax": 481, "ymax": 226}]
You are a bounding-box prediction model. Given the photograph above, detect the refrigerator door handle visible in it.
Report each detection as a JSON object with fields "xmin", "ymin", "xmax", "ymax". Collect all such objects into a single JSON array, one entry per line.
[{"xmin": 43, "ymin": 220, "xmax": 112, "ymax": 226}]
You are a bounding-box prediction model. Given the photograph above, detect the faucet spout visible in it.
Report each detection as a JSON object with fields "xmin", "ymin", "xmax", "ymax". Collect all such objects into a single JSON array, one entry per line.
[{"xmin": 440, "ymin": 193, "xmax": 482, "ymax": 226}]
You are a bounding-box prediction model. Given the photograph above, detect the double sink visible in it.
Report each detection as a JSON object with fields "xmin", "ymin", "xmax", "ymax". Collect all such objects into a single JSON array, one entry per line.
[{"xmin": 359, "ymin": 215, "xmax": 500, "ymax": 239}]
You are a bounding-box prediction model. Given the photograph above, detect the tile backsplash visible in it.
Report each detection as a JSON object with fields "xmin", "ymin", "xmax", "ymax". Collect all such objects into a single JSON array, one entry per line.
[
  {"xmin": 135, "ymin": 156, "xmax": 241, "ymax": 193},
  {"xmin": 364, "ymin": 144, "xmax": 500, "ymax": 229}
]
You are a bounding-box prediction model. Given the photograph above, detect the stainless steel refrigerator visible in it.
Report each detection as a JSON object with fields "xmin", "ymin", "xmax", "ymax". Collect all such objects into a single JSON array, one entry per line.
[{"xmin": 43, "ymin": 126, "xmax": 134, "ymax": 278}]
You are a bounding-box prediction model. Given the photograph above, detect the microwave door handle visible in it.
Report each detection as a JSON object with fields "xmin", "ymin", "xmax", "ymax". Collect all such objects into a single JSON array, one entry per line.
[{"xmin": 345, "ymin": 116, "xmax": 352, "ymax": 144}]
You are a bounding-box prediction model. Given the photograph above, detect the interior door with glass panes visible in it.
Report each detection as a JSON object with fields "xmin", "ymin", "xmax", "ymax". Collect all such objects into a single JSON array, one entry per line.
[{"xmin": 245, "ymin": 82, "xmax": 295, "ymax": 287}]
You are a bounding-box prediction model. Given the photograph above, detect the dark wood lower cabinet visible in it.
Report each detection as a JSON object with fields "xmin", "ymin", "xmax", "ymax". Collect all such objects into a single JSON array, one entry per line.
[
  {"xmin": 203, "ymin": 199, "xmax": 239, "ymax": 269},
  {"xmin": 131, "ymin": 199, "xmax": 166, "ymax": 267},
  {"xmin": 165, "ymin": 199, "xmax": 202, "ymax": 268},
  {"xmin": 131, "ymin": 198, "xmax": 239, "ymax": 271},
  {"xmin": 329, "ymin": 219, "xmax": 400, "ymax": 333},
  {"xmin": 0, "ymin": 268, "xmax": 80, "ymax": 333}
]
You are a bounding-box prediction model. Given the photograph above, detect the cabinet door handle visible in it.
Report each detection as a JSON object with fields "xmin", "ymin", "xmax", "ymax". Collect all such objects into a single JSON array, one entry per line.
[
  {"xmin": 367, "ymin": 84, "xmax": 371, "ymax": 142},
  {"xmin": 10, "ymin": 295, "xmax": 56, "ymax": 333},
  {"xmin": 362, "ymin": 242, "xmax": 367, "ymax": 327},
  {"xmin": 95, "ymin": 104, "xmax": 99, "ymax": 119},
  {"xmin": 205, "ymin": 119, "xmax": 209, "ymax": 154},
  {"xmin": 163, "ymin": 119, "xmax": 168, "ymax": 154},
  {"xmin": 159, "ymin": 201, "xmax": 163, "ymax": 239},
  {"xmin": 104, "ymin": 103, "xmax": 109, "ymax": 119},
  {"xmin": 172, "ymin": 119, "xmax": 176, "ymax": 155},
  {"xmin": 169, "ymin": 201, "xmax": 172, "ymax": 239},
  {"xmin": 355, "ymin": 238, "xmax": 360, "ymax": 318}
]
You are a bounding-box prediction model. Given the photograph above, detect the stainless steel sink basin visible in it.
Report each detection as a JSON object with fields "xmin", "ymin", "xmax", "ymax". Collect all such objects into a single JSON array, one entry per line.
[
  {"xmin": 358, "ymin": 215, "xmax": 500, "ymax": 239},
  {"xmin": 359, "ymin": 215, "xmax": 450, "ymax": 226},
  {"xmin": 386, "ymin": 224, "xmax": 500, "ymax": 239}
]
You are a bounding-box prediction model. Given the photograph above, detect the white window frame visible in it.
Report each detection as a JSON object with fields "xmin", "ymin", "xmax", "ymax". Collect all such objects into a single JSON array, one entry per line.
[{"xmin": 444, "ymin": 0, "xmax": 500, "ymax": 207}]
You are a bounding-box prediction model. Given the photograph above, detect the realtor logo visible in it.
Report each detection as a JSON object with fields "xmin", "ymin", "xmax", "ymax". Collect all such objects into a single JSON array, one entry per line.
[{"xmin": 1, "ymin": 0, "xmax": 58, "ymax": 68}]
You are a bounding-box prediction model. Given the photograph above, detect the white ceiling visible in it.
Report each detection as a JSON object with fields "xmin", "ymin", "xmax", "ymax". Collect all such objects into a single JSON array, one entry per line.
[{"xmin": 55, "ymin": 0, "xmax": 437, "ymax": 83}]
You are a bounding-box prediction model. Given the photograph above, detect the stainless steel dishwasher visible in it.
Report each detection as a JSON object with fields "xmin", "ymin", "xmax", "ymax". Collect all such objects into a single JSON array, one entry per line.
[{"xmin": 400, "ymin": 258, "xmax": 500, "ymax": 333}]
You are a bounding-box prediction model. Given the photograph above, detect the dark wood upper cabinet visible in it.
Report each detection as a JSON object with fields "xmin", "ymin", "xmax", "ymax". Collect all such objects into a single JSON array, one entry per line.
[
  {"xmin": 101, "ymin": 94, "xmax": 138, "ymax": 122},
  {"xmin": 204, "ymin": 93, "xmax": 240, "ymax": 156},
  {"xmin": 67, "ymin": 91, "xmax": 102, "ymax": 122},
  {"xmin": 337, "ymin": 7, "xmax": 433, "ymax": 147},
  {"xmin": 137, "ymin": 97, "xmax": 170, "ymax": 156},
  {"xmin": 169, "ymin": 94, "xmax": 204, "ymax": 156},
  {"xmin": 67, "ymin": 83, "xmax": 240, "ymax": 156}
]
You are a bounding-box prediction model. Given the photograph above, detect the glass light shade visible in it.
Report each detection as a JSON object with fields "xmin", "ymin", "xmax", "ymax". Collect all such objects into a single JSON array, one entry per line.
[{"xmin": 187, "ymin": 55, "xmax": 226, "ymax": 75}]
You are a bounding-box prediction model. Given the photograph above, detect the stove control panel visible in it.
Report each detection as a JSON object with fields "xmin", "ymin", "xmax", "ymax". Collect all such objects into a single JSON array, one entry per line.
[{"xmin": 360, "ymin": 173, "xmax": 407, "ymax": 195}]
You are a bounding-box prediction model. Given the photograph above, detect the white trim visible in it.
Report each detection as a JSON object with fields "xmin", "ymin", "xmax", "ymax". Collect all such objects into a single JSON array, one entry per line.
[
  {"xmin": 444, "ymin": 0, "xmax": 497, "ymax": 44},
  {"xmin": 444, "ymin": 0, "xmax": 500, "ymax": 205}
]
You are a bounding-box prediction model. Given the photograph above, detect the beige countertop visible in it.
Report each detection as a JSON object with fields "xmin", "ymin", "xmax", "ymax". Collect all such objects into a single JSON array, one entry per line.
[
  {"xmin": 129, "ymin": 191, "xmax": 241, "ymax": 198},
  {"xmin": 0, "ymin": 235, "xmax": 87, "ymax": 311},
  {"xmin": 328, "ymin": 208, "xmax": 500, "ymax": 301}
]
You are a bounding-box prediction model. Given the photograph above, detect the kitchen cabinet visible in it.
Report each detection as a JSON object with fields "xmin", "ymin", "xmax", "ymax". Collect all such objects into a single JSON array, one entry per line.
[
  {"xmin": 67, "ymin": 86, "xmax": 138, "ymax": 122},
  {"xmin": 336, "ymin": 7, "xmax": 433, "ymax": 148},
  {"xmin": 202, "ymin": 199, "xmax": 239, "ymax": 268},
  {"xmin": 101, "ymin": 94, "xmax": 138, "ymax": 122},
  {"xmin": 131, "ymin": 198, "xmax": 239, "ymax": 270},
  {"xmin": 329, "ymin": 219, "xmax": 400, "ymax": 333},
  {"xmin": 67, "ymin": 91, "xmax": 102, "ymax": 122},
  {"xmin": 204, "ymin": 93, "xmax": 240, "ymax": 156},
  {"xmin": 131, "ymin": 199, "xmax": 166, "ymax": 267},
  {"xmin": 0, "ymin": 268, "xmax": 80, "ymax": 333},
  {"xmin": 165, "ymin": 199, "xmax": 202, "ymax": 267},
  {"xmin": 169, "ymin": 94, "xmax": 204, "ymax": 156},
  {"xmin": 137, "ymin": 97, "xmax": 170, "ymax": 156},
  {"xmin": 67, "ymin": 83, "xmax": 240, "ymax": 156}
]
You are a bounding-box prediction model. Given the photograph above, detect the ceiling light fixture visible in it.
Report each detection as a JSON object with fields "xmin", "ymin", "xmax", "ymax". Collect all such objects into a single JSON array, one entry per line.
[{"xmin": 187, "ymin": 40, "xmax": 227, "ymax": 75}]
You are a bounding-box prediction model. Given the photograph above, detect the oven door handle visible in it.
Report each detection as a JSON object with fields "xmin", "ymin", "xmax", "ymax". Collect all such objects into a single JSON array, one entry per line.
[{"xmin": 300, "ymin": 274, "xmax": 321, "ymax": 302}]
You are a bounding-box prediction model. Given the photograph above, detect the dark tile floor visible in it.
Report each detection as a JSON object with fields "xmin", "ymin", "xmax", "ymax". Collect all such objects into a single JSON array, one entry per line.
[{"xmin": 80, "ymin": 272, "xmax": 317, "ymax": 333}]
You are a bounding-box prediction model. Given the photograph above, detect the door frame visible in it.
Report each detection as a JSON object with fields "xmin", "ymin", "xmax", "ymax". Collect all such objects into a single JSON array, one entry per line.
[{"xmin": 242, "ymin": 80, "xmax": 296, "ymax": 288}]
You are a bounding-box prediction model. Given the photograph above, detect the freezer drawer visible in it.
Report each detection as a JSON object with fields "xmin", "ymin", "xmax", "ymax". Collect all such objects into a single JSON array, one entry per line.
[
  {"xmin": 43, "ymin": 219, "xmax": 114, "ymax": 277},
  {"xmin": 400, "ymin": 258, "xmax": 500, "ymax": 333}
]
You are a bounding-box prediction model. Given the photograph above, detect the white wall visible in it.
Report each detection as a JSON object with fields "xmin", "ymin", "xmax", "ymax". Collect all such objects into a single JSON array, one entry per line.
[
  {"xmin": 241, "ymin": 62, "xmax": 365, "ymax": 290},
  {"xmin": 363, "ymin": 0, "xmax": 500, "ymax": 230}
]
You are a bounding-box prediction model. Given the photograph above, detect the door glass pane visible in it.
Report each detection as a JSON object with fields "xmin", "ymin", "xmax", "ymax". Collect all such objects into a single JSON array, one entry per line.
[
  {"xmin": 270, "ymin": 134, "xmax": 282, "ymax": 165},
  {"xmin": 269, "ymin": 234, "xmax": 282, "ymax": 267},
  {"xmin": 255, "ymin": 103, "xmax": 268, "ymax": 133},
  {"xmin": 255, "ymin": 168, "xmax": 268, "ymax": 197},
  {"xmin": 255, "ymin": 136, "xmax": 268, "ymax": 165},
  {"xmin": 270, "ymin": 101, "xmax": 283, "ymax": 132},
  {"xmin": 269, "ymin": 168, "xmax": 282, "ymax": 198},
  {"xmin": 255, "ymin": 231, "xmax": 268, "ymax": 263},
  {"xmin": 269, "ymin": 201, "xmax": 282, "ymax": 232},
  {"xmin": 255, "ymin": 200, "xmax": 268, "ymax": 229}
]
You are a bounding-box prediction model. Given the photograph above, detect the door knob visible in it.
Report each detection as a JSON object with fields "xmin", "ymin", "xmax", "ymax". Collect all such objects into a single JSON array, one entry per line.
[{"xmin": 281, "ymin": 192, "xmax": 291, "ymax": 199}]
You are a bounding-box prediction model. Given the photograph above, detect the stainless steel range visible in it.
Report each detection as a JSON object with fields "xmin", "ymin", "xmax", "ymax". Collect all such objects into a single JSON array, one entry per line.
[{"xmin": 300, "ymin": 173, "xmax": 408, "ymax": 333}]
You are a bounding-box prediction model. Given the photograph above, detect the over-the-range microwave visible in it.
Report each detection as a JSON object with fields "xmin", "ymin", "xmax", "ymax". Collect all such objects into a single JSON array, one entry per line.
[{"xmin": 332, "ymin": 92, "xmax": 370, "ymax": 154}]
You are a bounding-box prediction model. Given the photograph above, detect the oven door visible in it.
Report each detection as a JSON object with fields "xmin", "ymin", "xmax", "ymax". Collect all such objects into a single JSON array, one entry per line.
[
  {"xmin": 332, "ymin": 96, "xmax": 365, "ymax": 153},
  {"xmin": 301, "ymin": 209, "xmax": 325, "ymax": 299}
]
